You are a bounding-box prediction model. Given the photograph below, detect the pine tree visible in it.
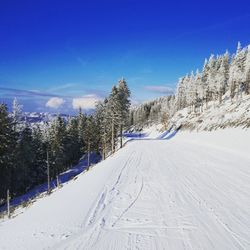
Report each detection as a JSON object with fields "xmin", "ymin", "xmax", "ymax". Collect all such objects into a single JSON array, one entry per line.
[
  {"xmin": 48, "ymin": 116, "xmax": 67, "ymax": 178},
  {"xmin": 108, "ymin": 86, "xmax": 122, "ymax": 153},
  {"xmin": 117, "ymin": 78, "xmax": 131, "ymax": 148},
  {"xmin": 77, "ymin": 108, "xmax": 87, "ymax": 153},
  {"xmin": 12, "ymin": 125, "xmax": 36, "ymax": 195},
  {"xmin": 95, "ymin": 101, "xmax": 108, "ymax": 159},
  {"xmin": 87, "ymin": 115, "xmax": 93, "ymax": 160},
  {"xmin": 217, "ymin": 51, "xmax": 230, "ymax": 103},
  {"xmin": 12, "ymin": 97, "xmax": 23, "ymax": 131},
  {"xmin": 244, "ymin": 45, "xmax": 250, "ymax": 95},
  {"xmin": 229, "ymin": 42, "xmax": 247, "ymax": 101},
  {"xmin": 176, "ymin": 77, "xmax": 186, "ymax": 110},
  {"xmin": 66, "ymin": 117, "xmax": 81, "ymax": 166},
  {"xmin": 201, "ymin": 58, "xmax": 209, "ymax": 87},
  {"xmin": 0, "ymin": 104, "xmax": 16, "ymax": 203},
  {"xmin": 31, "ymin": 126, "xmax": 47, "ymax": 185},
  {"xmin": 193, "ymin": 69, "xmax": 203, "ymax": 112},
  {"xmin": 207, "ymin": 55, "xmax": 217, "ymax": 101}
]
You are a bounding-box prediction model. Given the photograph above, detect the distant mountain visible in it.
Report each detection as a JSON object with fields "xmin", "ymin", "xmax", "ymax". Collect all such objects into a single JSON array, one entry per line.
[
  {"xmin": 9, "ymin": 112, "xmax": 72, "ymax": 126},
  {"xmin": 24, "ymin": 112, "xmax": 71, "ymax": 123}
]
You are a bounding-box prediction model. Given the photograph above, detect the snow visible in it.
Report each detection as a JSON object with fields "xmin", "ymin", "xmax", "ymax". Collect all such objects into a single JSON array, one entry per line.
[
  {"xmin": 0, "ymin": 153, "xmax": 101, "ymax": 213},
  {"xmin": 142, "ymin": 123, "xmax": 163, "ymax": 138},
  {"xmin": 0, "ymin": 128, "xmax": 250, "ymax": 250},
  {"xmin": 169, "ymin": 94, "xmax": 250, "ymax": 131}
]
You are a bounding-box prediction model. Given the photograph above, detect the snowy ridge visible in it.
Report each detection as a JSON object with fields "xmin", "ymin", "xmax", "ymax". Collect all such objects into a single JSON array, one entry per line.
[
  {"xmin": 169, "ymin": 94, "xmax": 250, "ymax": 131},
  {"xmin": 131, "ymin": 94, "xmax": 250, "ymax": 134}
]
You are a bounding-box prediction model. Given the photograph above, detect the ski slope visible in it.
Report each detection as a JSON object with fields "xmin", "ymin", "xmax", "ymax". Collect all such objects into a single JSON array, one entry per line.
[{"xmin": 0, "ymin": 129, "xmax": 250, "ymax": 250}]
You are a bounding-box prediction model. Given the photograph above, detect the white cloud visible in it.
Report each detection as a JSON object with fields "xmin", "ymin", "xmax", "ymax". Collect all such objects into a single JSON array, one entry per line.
[
  {"xmin": 46, "ymin": 97, "xmax": 65, "ymax": 109},
  {"xmin": 72, "ymin": 94, "xmax": 101, "ymax": 110},
  {"xmin": 145, "ymin": 85, "xmax": 175, "ymax": 94}
]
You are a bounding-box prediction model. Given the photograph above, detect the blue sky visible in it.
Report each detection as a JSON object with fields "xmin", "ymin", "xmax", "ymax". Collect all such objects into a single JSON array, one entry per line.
[{"xmin": 1, "ymin": 0, "xmax": 250, "ymax": 113}]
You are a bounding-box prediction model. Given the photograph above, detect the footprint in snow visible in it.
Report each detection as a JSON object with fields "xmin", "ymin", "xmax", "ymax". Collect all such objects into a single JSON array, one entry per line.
[{"xmin": 61, "ymin": 234, "xmax": 70, "ymax": 239}]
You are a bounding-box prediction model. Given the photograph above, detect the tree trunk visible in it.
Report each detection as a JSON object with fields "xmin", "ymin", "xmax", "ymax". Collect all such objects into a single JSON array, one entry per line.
[
  {"xmin": 219, "ymin": 91, "xmax": 222, "ymax": 104},
  {"xmin": 7, "ymin": 189, "xmax": 10, "ymax": 218},
  {"xmin": 102, "ymin": 142, "xmax": 106, "ymax": 160},
  {"xmin": 104, "ymin": 141, "xmax": 107, "ymax": 159},
  {"xmin": 102, "ymin": 128, "xmax": 106, "ymax": 160},
  {"xmin": 56, "ymin": 175, "xmax": 60, "ymax": 187},
  {"xmin": 236, "ymin": 84, "xmax": 239, "ymax": 103},
  {"xmin": 111, "ymin": 118, "xmax": 114, "ymax": 154},
  {"xmin": 120, "ymin": 124, "xmax": 123, "ymax": 148},
  {"xmin": 47, "ymin": 150, "xmax": 51, "ymax": 194},
  {"xmin": 87, "ymin": 140, "xmax": 90, "ymax": 168}
]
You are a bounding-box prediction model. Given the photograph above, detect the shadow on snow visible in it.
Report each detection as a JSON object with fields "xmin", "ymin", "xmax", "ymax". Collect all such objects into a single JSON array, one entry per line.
[
  {"xmin": 0, "ymin": 153, "xmax": 101, "ymax": 214},
  {"xmin": 123, "ymin": 125, "xmax": 181, "ymax": 142}
]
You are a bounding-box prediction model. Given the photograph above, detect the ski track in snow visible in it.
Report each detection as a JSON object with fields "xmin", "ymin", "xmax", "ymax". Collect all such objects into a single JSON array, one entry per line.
[{"xmin": 0, "ymin": 129, "xmax": 250, "ymax": 250}]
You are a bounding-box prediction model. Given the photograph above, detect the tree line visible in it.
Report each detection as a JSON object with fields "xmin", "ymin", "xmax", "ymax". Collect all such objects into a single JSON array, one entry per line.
[
  {"xmin": 175, "ymin": 42, "xmax": 250, "ymax": 113},
  {"xmin": 0, "ymin": 78, "xmax": 130, "ymax": 206},
  {"xmin": 130, "ymin": 42, "xmax": 250, "ymax": 127}
]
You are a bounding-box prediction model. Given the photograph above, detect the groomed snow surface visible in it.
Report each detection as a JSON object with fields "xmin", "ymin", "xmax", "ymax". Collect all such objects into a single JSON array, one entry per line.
[{"xmin": 0, "ymin": 128, "xmax": 250, "ymax": 250}]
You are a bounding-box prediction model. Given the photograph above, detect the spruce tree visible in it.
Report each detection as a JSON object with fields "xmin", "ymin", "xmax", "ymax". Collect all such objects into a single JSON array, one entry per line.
[
  {"xmin": 117, "ymin": 78, "xmax": 131, "ymax": 148},
  {"xmin": 49, "ymin": 116, "xmax": 67, "ymax": 178},
  {"xmin": 66, "ymin": 117, "xmax": 81, "ymax": 166},
  {"xmin": 108, "ymin": 86, "xmax": 122, "ymax": 153},
  {"xmin": 77, "ymin": 108, "xmax": 87, "ymax": 154},
  {"xmin": 12, "ymin": 125, "xmax": 35, "ymax": 195},
  {"xmin": 32, "ymin": 126, "xmax": 47, "ymax": 185},
  {"xmin": 0, "ymin": 104, "xmax": 16, "ymax": 203},
  {"xmin": 12, "ymin": 98, "xmax": 23, "ymax": 131},
  {"xmin": 95, "ymin": 99, "xmax": 110, "ymax": 159}
]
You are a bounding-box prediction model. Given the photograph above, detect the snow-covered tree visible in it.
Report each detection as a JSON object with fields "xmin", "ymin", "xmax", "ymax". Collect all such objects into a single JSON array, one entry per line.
[
  {"xmin": 77, "ymin": 108, "xmax": 87, "ymax": 152},
  {"xmin": 95, "ymin": 99, "xmax": 110, "ymax": 159},
  {"xmin": 12, "ymin": 98, "xmax": 23, "ymax": 130},
  {"xmin": 244, "ymin": 45, "xmax": 250, "ymax": 95},
  {"xmin": 131, "ymin": 42, "xmax": 250, "ymax": 128},
  {"xmin": 117, "ymin": 78, "xmax": 131, "ymax": 148},
  {"xmin": 229, "ymin": 42, "xmax": 247, "ymax": 101},
  {"xmin": 176, "ymin": 77, "xmax": 186, "ymax": 110}
]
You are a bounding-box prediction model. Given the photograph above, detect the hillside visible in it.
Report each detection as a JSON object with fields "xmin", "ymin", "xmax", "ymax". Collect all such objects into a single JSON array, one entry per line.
[
  {"xmin": 169, "ymin": 94, "xmax": 250, "ymax": 131},
  {"xmin": 129, "ymin": 94, "xmax": 250, "ymax": 137},
  {"xmin": 0, "ymin": 128, "xmax": 249, "ymax": 250},
  {"xmin": 130, "ymin": 43, "xmax": 250, "ymax": 132}
]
